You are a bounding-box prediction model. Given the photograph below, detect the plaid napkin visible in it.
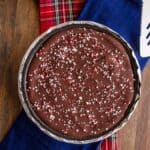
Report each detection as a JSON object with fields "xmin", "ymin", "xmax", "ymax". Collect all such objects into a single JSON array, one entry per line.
[
  {"xmin": 39, "ymin": 0, "xmax": 85, "ymax": 33},
  {"xmin": 0, "ymin": 0, "xmax": 149, "ymax": 150}
]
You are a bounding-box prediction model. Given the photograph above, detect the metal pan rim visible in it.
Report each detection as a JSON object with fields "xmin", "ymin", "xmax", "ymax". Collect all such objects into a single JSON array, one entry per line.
[{"xmin": 18, "ymin": 21, "xmax": 141, "ymax": 144}]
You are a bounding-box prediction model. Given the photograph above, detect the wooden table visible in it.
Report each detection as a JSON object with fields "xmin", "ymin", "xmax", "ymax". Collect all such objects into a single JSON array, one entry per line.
[{"xmin": 0, "ymin": 1, "xmax": 150, "ymax": 149}]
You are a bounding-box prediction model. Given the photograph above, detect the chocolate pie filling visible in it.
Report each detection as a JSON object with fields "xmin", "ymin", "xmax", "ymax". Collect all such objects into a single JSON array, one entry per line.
[{"xmin": 26, "ymin": 27, "xmax": 135, "ymax": 139}]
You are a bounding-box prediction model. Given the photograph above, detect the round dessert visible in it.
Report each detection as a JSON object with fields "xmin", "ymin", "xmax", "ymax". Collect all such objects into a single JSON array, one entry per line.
[{"xmin": 26, "ymin": 26, "xmax": 135, "ymax": 140}]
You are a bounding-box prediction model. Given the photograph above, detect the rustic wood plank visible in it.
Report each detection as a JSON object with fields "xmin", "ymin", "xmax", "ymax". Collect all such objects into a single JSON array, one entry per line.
[
  {"xmin": 0, "ymin": 0, "xmax": 39, "ymax": 141},
  {"xmin": 0, "ymin": 1, "xmax": 150, "ymax": 150}
]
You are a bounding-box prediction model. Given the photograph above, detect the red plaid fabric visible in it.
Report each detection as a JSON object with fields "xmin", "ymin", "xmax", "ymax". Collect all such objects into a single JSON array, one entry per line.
[
  {"xmin": 98, "ymin": 134, "xmax": 119, "ymax": 150},
  {"xmin": 39, "ymin": 0, "xmax": 119, "ymax": 150},
  {"xmin": 39, "ymin": 0, "xmax": 85, "ymax": 33}
]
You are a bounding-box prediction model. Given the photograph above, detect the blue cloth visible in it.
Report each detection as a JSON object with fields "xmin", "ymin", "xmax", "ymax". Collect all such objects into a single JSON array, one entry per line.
[{"xmin": 0, "ymin": 0, "xmax": 149, "ymax": 150}]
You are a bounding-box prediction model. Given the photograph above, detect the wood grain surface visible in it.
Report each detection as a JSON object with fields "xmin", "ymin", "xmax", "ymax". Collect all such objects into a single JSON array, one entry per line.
[{"xmin": 0, "ymin": 1, "xmax": 149, "ymax": 150}]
